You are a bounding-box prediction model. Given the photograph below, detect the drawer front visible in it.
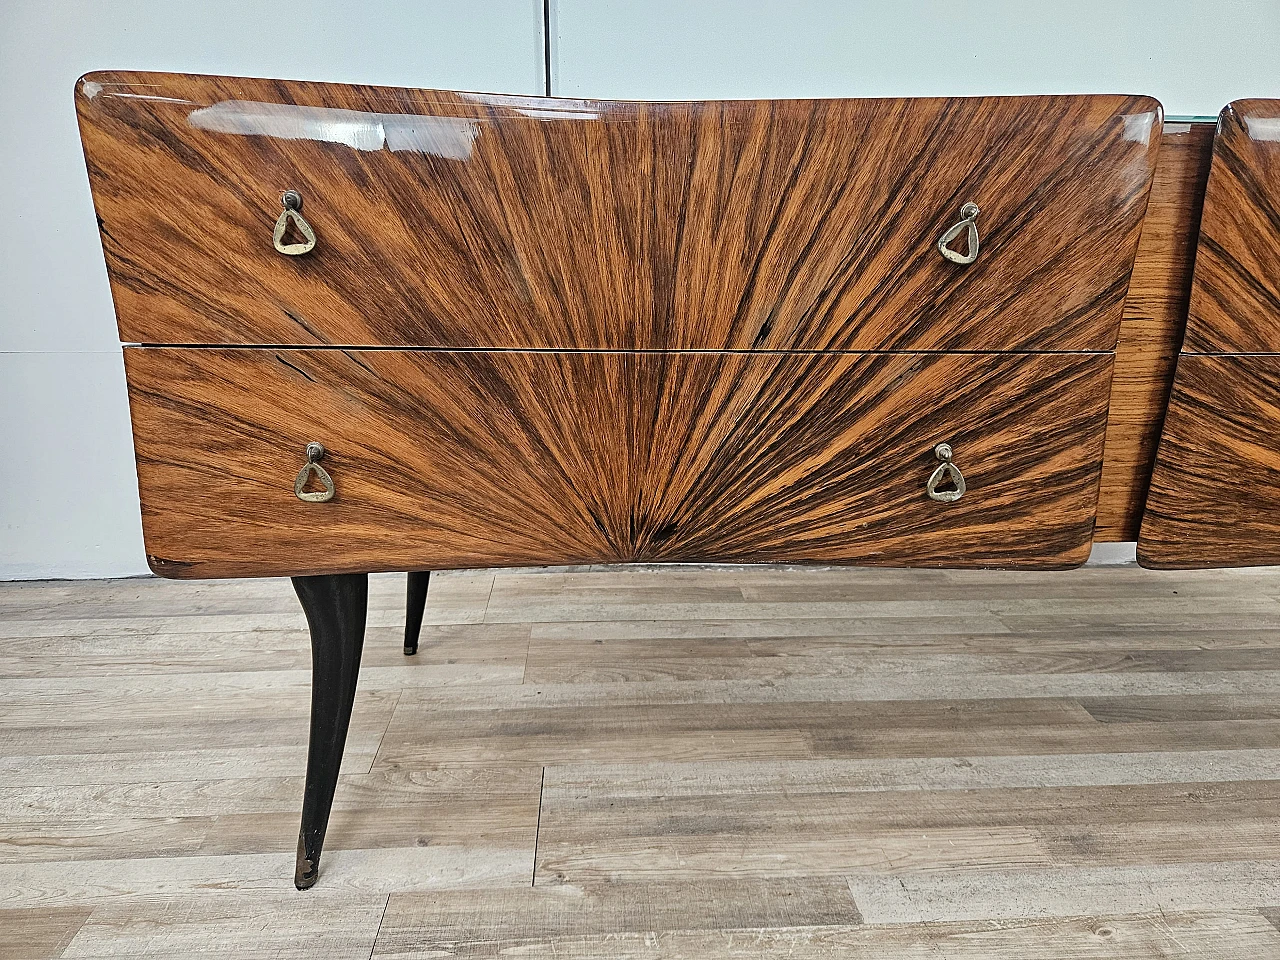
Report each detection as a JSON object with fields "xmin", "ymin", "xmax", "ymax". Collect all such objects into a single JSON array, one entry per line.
[
  {"xmin": 1183, "ymin": 100, "xmax": 1280, "ymax": 354},
  {"xmin": 81, "ymin": 71, "xmax": 1159, "ymax": 351},
  {"xmin": 1139, "ymin": 356, "xmax": 1280, "ymax": 568},
  {"xmin": 125, "ymin": 348, "xmax": 1111, "ymax": 578}
]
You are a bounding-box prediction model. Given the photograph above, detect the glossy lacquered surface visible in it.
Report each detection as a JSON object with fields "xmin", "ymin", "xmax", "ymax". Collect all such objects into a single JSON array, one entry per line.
[
  {"xmin": 1138, "ymin": 100, "xmax": 1280, "ymax": 567},
  {"xmin": 1139, "ymin": 356, "xmax": 1280, "ymax": 568},
  {"xmin": 125, "ymin": 348, "xmax": 1111, "ymax": 577},
  {"xmin": 1182, "ymin": 100, "xmax": 1280, "ymax": 353},
  {"xmin": 78, "ymin": 72, "xmax": 1160, "ymax": 351}
]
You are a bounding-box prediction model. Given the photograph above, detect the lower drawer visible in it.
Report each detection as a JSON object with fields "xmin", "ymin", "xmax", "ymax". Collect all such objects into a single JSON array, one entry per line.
[
  {"xmin": 1139, "ymin": 355, "xmax": 1280, "ymax": 568},
  {"xmin": 124, "ymin": 348, "xmax": 1112, "ymax": 577}
]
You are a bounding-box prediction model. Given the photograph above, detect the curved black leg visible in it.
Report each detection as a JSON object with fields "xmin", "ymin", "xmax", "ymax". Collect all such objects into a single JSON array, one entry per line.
[
  {"xmin": 404, "ymin": 570, "xmax": 431, "ymax": 656},
  {"xmin": 291, "ymin": 573, "xmax": 368, "ymax": 890}
]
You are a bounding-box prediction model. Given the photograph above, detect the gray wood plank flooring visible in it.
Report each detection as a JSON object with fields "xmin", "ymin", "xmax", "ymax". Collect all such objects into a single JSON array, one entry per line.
[{"xmin": 2, "ymin": 565, "xmax": 1278, "ymax": 958}]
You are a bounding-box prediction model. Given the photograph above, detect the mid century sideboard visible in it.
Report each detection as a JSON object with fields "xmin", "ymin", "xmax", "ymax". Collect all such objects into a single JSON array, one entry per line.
[{"xmin": 75, "ymin": 71, "xmax": 1277, "ymax": 887}]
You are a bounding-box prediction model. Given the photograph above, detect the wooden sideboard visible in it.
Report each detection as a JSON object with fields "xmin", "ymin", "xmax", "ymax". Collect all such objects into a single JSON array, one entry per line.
[
  {"xmin": 76, "ymin": 70, "xmax": 1216, "ymax": 887},
  {"xmin": 79, "ymin": 72, "xmax": 1161, "ymax": 577}
]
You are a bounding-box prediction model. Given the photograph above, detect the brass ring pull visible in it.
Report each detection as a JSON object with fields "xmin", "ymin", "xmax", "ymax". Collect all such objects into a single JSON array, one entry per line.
[
  {"xmin": 926, "ymin": 442, "xmax": 966, "ymax": 503},
  {"xmin": 273, "ymin": 190, "xmax": 317, "ymax": 256},
  {"xmin": 294, "ymin": 442, "xmax": 335, "ymax": 502},
  {"xmin": 937, "ymin": 202, "xmax": 980, "ymax": 265}
]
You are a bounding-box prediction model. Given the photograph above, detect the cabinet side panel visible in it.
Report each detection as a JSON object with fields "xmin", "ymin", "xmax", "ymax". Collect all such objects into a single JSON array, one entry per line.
[{"xmin": 1095, "ymin": 121, "xmax": 1214, "ymax": 541}]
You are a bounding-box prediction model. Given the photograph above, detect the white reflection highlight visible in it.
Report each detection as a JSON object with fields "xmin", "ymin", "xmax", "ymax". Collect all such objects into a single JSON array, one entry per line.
[
  {"xmin": 1244, "ymin": 116, "xmax": 1280, "ymax": 142},
  {"xmin": 452, "ymin": 90, "xmax": 601, "ymax": 120},
  {"xmin": 1122, "ymin": 111, "xmax": 1156, "ymax": 145},
  {"xmin": 111, "ymin": 93, "xmax": 196, "ymax": 105},
  {"xmin": 513, "ymin": 107, "xmax": 602, "ymax": 120},
  {"xmin": 188, "ymin": 101, "xmax": 482, "ymax": 159}
]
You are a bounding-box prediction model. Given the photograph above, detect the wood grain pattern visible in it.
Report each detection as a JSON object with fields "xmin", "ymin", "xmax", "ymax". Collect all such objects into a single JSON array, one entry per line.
[
  {"xmin": 1093, "ymin": 122, "xmax": 1214, "ymax": 541},
  {"xmin": 536, "ymin": 776, "xmax": 1280, "ymax": 880},
  {"xmin": 1183, "ymin": 100, "xmax": 1280, "ymax": 353},
  {"xmin": 375, "ymin": 878, "xmax": 860, "ymax": 951},
  {"xmin": 77, "ymin": 71, "xmax": 1160, "ymax": 351},
  {"xmin": 376, "ymin": 912, "xmax": 1277, "ymax": 959},
  {"xmin": 124, "ymin": 348, "xmax": 1112, "ymax": 577},
  {"xmin": 1139, "ymin": 355, "xmax": 1280, "ymax": 568},
  {"xmin": 1135, "ymin": 104, "xmax": 1280, "ymax": 566},
  {"xmin": 629, "ymin": 351, "xmax": 1111, "ymax": 567},
  {"xmin": 0, "ymin": 907, "xmax": 91, "ymax": 960}
]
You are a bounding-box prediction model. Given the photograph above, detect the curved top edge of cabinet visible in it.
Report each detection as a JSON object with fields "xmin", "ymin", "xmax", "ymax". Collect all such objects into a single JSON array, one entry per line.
[
  {"xmin": 77, "ymin": 70, "xmax": 1162, "ymax": 352},
  {"xmin": 1183, "ymin": 97, "xmax": 1280, "ymax": 354},
  {"xmin": 76, "ymin": 69, "xmax": 1161, "ymax": 114}
]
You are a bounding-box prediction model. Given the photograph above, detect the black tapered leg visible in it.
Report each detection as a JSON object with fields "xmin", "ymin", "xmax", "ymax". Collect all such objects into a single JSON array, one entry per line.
[
  {"xmin": 291, "ymin": 573, "xmax": 368, "ymax": 890},
  {"xmin": 404, "ymin": 570, "xmax": 431, "ymax": 656}
]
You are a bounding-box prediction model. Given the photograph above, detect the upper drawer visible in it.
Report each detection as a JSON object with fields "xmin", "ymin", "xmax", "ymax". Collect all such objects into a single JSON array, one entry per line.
[
  {"xmin": 125, "ymin": 347, "xmax": 1110, "ymax": 578},
  {"xmin": 79, "ymin": 72, "xmax": 1160, "ymax": 350},
  {"xmin": 1183, "ymin": 99, "xmax": 1280, "ymax": 354}
]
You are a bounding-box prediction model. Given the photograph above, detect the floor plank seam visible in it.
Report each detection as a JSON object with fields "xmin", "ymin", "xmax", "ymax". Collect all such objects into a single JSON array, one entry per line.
[
  {"xmin": 532, "ymin": 765, "xmax": 546, "ymax": 887},
  {"xmin": 480, "ymin": 575, "xmax": 497, "ymax": 624},
  {"xmin": 367, "ymin": 894, "xmax": 391, "ymax": 960},
  {"xmin": 364, "ymin": 690, "xmax": 402, "ymax": 775}
]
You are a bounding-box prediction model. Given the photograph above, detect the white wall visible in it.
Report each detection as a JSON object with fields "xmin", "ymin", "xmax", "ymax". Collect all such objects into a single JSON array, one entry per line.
[
  {"xmin": 5, "ymin": 1, "xmax": 1280, "ymax": 578},
  {"xmin": 549, "ymin": 0, "xmax": 1280, "ymax": 113},
  {"xmin": 0, "ymin": 0, "xmax": 544, "ymax": 579},
  {"xmin": 547, "ymin": 0, "xmax": 1280, "ymax": 569}
]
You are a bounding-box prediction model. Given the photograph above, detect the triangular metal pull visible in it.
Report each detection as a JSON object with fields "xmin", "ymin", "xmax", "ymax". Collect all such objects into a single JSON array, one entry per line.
[
  {"xmin": 926, "ymin": 442, "xmax": 966, "ymax": 503},
  {"xmin": 273, "ymin": 191, "xmax": 317, "ymax": 255},
  {"xmin": 294, "ymin": 442, "xmax": 335, "ymax": 502},
  {"xmin": 937, "ymin": 202, "xmax": 980, "ymax": 265}
]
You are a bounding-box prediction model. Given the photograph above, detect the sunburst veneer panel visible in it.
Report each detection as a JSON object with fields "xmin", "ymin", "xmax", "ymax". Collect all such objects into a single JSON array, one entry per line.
[
  {"xmin": 125, "ymin": 349, "xmax": 1111, "ymax": 578},
  {"xmin": 125, "ymin": 348, "xmax": 639, "ymax": 578},
  {"xmin": 630, "ymin": 352, "xmax": 1109, "ymax": 567},
  {"xmin": 644, "ymin": 97, "xmax": 1158, "ymax": 353},
  {"xmin": 80, "ymin": 72, "xmax": 1159, "ymax": 351}
]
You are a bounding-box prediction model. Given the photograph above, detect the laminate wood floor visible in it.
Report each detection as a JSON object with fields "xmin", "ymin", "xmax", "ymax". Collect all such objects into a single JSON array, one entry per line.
[{"xmin": 1, "ymin": 564, "xmax": 1279, "ymax": 958}]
